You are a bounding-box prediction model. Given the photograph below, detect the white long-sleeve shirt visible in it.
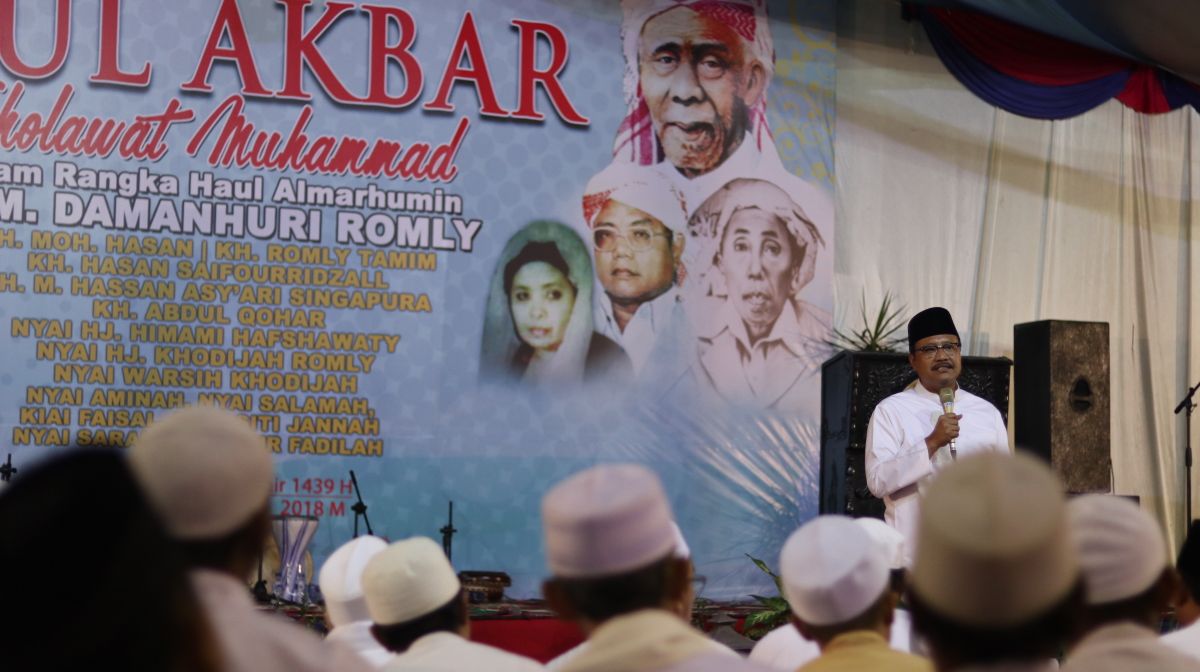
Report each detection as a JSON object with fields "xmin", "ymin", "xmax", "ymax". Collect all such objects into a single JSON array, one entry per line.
[
  {"xmin": 1162, "ymin": 620, "xmax": 1200, "ymax": 661},
  {"xmin": 865, "ymin": 384, "xmax": 1009, "ymax": 563}
]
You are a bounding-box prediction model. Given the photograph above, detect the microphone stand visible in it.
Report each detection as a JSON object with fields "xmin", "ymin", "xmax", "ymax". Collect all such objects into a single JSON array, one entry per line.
[
  {"xmin": 440, "ymin": 501, "xmax": 457, "ymax": 561},
  {"xmin": 1175, "ymin": 381, "xmax": 1200, "ymax": 525},
  {"xmin": 350, "ymin": 470, "xmax": 373, "ymax": 537},
  {"xmin": 252, "ymin": 553, "xmax": 271, "ymax": 604},
  {"xmin": 0, "ymin": 454, "xmax": 16, "ymax": 482}
]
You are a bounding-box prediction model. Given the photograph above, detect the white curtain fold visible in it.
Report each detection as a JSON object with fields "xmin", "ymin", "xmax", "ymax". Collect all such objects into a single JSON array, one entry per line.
[{"xmin": 835, "ymin": 0, "xmax": 1199, "ymax": 548}]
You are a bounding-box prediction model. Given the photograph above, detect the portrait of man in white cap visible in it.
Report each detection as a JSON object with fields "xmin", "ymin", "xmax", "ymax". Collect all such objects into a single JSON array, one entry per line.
[
  {"xmin": 865, "ymin": 306, "xmax": 1009, "ymax": 563},
  {"xmin": 1060, "ymin": 495, "xmax": 1195, "ymax": 672},
  {"xmin": 683, "ymin": 177, "xmax": 830, "ymax": 412},
  {"xmin": 778, "ymin": 515, "xmax": 931, "ymax": 672},
  {"xmin": 540, "ymin": 463, "xmax": 758, "ymax": 672},
  {"xmin": 581, "ymin": 163, "xmax": 693, "ymax": 384},
  {"xmin": 362, "ymin": 536, "xmax": 542, "ymax": 672},
  {"xmin": 319, "ymin": 535, "xmax": 393, "ymax": 668},
  {"xmin": 908, "ymin": 452, "xmax": 1082, "ymax": 672},
  {"xmin": 128, "ymin": 405, "xmax": 372, "ymax": 672}
]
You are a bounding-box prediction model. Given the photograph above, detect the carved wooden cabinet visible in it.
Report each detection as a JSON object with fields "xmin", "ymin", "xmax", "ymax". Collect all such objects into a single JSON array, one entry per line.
[{"xmin": 819, "ymin": 351, "xmax": 1012, "ymax": 518}]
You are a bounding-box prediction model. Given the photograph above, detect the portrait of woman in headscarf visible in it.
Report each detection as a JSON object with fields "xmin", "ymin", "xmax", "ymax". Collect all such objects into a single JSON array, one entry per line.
[{"xmin": 480, "ymin": 220, "xmax": 631, "ymax": 387}]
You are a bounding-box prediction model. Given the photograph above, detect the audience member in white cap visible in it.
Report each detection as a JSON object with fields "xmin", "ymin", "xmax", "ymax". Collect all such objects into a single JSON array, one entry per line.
[
  {"xmin": 129, "ymin": 405, "xmax": 372, "ymax": 672},
  {"xmin": 319, "ymin": 535, "xmax": 393, "ymax": 667},
  {"xmin": 908, "ymin": 452, "xmax": 1082, "ymax": 672},
  {"xmin": 1060, "ymin": 495, "xmax": 1195, "ymax": 671},
  {"xmin": 362, "ymin": 536, "xmax": 542, "ymax": 671},
  {"xmin": 854, "ymin": 517, "xmax": 917, "ymax": 654},
  {"xmin": 1162, "ymin": 521, "xmax": 1200, "ymax": 660},
  {"xmin": 546, "ymin": 521, "xmax": 721, "ymax": 670},
  {"xmin": 540, "ymin": 463, "xmax": 764, "ymax": 672},
  {"xmin": 750, "ymin": 517, "xmax": 917, "ymax": 670},
  {"xmin": 777, "ymin": 515, "xmax": 931, "ymax": 672}
]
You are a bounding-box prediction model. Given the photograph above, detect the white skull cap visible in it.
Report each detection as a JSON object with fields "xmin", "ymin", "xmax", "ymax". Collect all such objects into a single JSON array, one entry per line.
[
  {"xmin": 1068, "ymin": 494, "xmax": 1167, "ymax": 605},
  {"xmin": 319, "ymin": 535, "xmax": 388, "ymax": 627},
  {"xmin": 129, "ymin": 405, "xmax": 273, "ymax": 540},
  {"xmin": 780, "ymin": 516, "xmax": 890, "ymax": 626},
  {"xmin": 669, "ymin": 522, "xmax": 691, "ymax": 560},
  {"xmin": 362, "ymin": 537, "xmax": 461, "ymax": 626},
  {"xmin": 542, "ymin": 464, "xmax": 676, "ymax": 578}
]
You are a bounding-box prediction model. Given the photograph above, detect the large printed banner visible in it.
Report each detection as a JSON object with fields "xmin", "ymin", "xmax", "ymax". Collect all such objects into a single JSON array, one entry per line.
[{"xmin": 0, "ymin": 0, "xmax": 834, "ymax": 599}]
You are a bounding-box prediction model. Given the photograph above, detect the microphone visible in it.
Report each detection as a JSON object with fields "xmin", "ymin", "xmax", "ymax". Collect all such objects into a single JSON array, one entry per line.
[{"xmin": 939, "ymin": 387, "xmax": 956, "ymax": 459}]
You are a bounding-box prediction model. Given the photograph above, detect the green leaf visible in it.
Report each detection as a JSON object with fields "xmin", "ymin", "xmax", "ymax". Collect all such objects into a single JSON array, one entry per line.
[
  {"xmin": 744, "ymin": 611, "xmax": 773, "ymax": 628},
  {"xmin": 759, "ymin": 596, "xmax": 790, "ymax": 612},
  {"xmin": 745, "ymin": 554, "xmax": 780, "ymax": 582},
  {"xmin": 827, "ymin": 291, "xmax": 908, "ymax": 353}
]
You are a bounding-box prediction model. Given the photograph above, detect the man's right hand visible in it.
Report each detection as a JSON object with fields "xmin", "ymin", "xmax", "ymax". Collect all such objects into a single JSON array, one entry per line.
[{"xmin": 926, "ymin": 413, "xmax": 962, "ymax": 457}]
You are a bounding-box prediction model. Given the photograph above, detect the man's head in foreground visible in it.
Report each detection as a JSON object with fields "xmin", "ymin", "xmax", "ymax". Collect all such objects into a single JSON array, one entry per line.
[
  {"xmin": 540, "ymin": 463, "xmax": 691, "ymax": 631},
  {"xmin": 908, "ymin": 452, "xmax": 1082, "ymax": 669},
  {"xmin": 129, "ymin": 405, "xmax": 274, "ymax": 578}
]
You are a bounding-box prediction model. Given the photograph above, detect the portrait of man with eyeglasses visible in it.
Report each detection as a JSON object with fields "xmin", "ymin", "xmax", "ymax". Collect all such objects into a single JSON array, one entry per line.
[
  {"xmin": 864, "ymin": 307, "xmax": 1010, "ymax": 563},
  {"xmin": 579, "ymin": 164, "xmax": 693, "ymax": 383}
]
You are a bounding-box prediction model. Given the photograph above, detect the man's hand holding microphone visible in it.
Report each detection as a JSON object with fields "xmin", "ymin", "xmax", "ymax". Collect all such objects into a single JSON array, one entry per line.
[{"xmin": 926, "ymin": 387, "xmax": 959, "ymax": 459}]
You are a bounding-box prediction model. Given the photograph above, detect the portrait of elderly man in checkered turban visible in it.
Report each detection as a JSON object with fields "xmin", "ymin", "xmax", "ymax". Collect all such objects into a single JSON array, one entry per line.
[{"xmin": 609, "ymin": 1, "xmax": 831, "ymax": 228}]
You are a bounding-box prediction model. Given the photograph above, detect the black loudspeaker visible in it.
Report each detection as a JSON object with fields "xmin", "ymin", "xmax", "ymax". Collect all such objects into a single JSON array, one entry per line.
[
  {"xmin": 820, "ymin": 351, "xmax": 1012, "ymax": 517},
  {"xmin": 1013, "ymin": 320, "xmax": 1110, "ymax": 493}
]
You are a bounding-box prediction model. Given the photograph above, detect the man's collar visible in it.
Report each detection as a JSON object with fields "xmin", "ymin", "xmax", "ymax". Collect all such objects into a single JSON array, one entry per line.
[
  {"xmin": 911, "ymin": 381, "xmax": 959, "ymax": 403},
  {"xmin": 824, "ymin": 630, "xmax": 889, "ymax": 652},
  {"xmin": 595, "ymin": 285, "xmax": 679, "ymax": 332},
  {"xmin": 710, "ymin": 298, "xmax": 805, "ymax": 356}
]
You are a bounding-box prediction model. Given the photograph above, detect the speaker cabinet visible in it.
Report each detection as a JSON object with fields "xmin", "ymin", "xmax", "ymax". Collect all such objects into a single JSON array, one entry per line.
[
  {"xmin": 1013, "ymin": 320, "xmax": 1110, "ymax": 493},
  {"xmin": 820, "ymin": 351, "xmax": 1012, "ymax": 517}
]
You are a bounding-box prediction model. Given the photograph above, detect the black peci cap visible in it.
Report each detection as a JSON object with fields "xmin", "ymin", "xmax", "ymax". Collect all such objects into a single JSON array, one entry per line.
[{"xmin": 908, "ymin": 307, "xmax": 959, "ymax": 351}]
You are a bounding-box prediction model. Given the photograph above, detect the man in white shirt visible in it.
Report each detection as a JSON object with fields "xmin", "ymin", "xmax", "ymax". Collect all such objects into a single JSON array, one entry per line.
[
  {"xmin": 540, "ymin": 463, "xmax": 768, "ymax": 672},
  {"xmin": 129, "ymin": 406, "xmax": 372, "ymax": 672},
  {"xmin": 362, "ymin": 536, "xmax": 543, "ymax": 672},
  {"xmin": 865, "ymin": 307, "xmax": 1009, "ymax": 563},
  {"xmin": 1061, "ymin": 495, "xmax": 1197, "ymax": 672},
  {"xmin": 319, "ymin": 535, "xmax": 393, "ymax": 667},
  {"xmin": 1162, "ymin": 521, "xmax": 1200, "ymax": 659}
]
